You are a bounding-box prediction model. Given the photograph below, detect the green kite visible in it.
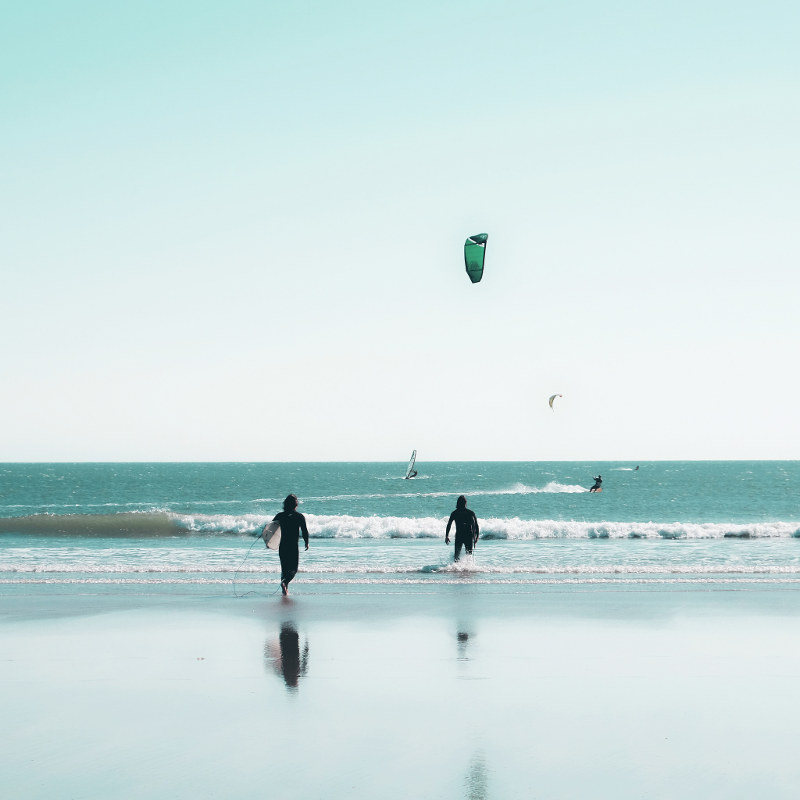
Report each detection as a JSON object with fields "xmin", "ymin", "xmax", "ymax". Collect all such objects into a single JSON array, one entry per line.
[{"xmin": 464, "ymin": 233, "xmax": 488, "ymax": 283}]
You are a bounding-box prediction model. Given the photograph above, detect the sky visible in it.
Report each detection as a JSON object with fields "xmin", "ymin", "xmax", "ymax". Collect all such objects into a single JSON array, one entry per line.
[{"xmin": 2, "ymin": 0, "xmax": 799, "ymax": 462}]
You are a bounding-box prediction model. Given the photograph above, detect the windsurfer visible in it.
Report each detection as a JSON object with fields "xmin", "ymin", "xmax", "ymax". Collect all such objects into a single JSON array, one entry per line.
[{"xmin": 404, "ymin": 450, "xmax": 418, "ymax": 479}]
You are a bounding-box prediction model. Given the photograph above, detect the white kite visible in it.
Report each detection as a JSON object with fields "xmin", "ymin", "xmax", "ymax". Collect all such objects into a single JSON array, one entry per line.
[{"xmin": 548, "ymin": 393, "xmax": 563, "ymax": 410}]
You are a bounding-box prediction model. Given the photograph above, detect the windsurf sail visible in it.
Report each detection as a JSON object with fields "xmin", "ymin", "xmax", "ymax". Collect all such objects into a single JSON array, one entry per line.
[
  {"xmin": 548, "ymin": 393, "xmax": 563, "ymax": 410},
  {"xmin": 464, "ymin": 233, "xmax": 488, "ymax": 283},
  {"xmin": 405, "ymin": 450, "xmax": 417, "ymax": 479}
]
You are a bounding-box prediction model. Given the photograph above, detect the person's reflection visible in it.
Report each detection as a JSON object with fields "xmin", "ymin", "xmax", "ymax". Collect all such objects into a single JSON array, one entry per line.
[
  {"xmin": 456, "ymin": 620, "xmax": 478, "ymax": 661},
  {"xmin": 464, "ymin": 750, "xmax": 488, "ymax": 799},
  {"xmin": 457, "ymin": 630, "xmax": 471, "ymax": 660},
  {"xmin": 264, "ymin": 623, "xmax": 309, "ymax": 691}
]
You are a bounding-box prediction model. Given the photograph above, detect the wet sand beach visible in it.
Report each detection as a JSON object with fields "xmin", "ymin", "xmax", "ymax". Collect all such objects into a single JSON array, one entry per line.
[{"xmin": 3, "ymin": 582, "xmax": 800, "ymax": 799}]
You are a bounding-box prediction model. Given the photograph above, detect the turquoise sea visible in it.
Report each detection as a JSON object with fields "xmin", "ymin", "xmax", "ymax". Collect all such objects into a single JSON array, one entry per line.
[{"xmin": 2, "ymin": 461, "xmax": 799, "ymax": 590}]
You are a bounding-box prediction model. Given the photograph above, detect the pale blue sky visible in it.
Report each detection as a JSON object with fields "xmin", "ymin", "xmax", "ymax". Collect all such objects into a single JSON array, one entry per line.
[{"xmin": 2, "ymin": 1, "xmax": 798, "ymax": 461}]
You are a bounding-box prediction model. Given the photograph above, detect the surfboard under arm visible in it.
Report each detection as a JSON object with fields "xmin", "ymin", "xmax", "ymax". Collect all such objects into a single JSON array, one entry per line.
[{"xmin": 265, "ymin": 523, "xmax": 282, "ymax": 550}]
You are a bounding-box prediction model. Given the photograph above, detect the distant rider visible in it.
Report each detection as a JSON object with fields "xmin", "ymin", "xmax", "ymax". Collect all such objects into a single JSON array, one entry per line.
[
  {"xmin": 589, "ymin": 475, "xmax": 603, "ymax": 493},
  {"xmin": 445, "ymin": 495, "xmax": 480, "ymax": 561}
]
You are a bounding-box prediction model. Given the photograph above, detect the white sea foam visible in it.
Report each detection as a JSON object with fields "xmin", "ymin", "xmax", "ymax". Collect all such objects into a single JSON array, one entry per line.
[
  {"xmin": 303, "ymin": 515, "xmax": 800, "ymax": 541},
  {"xmin": 302, "ymin": 514, "xmax": 445, "ymax": 539},
  {"xmin": 5, "ymin": 577, "xmax": 800, "ymax": 586},
  {"xmin": 7, "ymin": 510, "xmax": 798, "ymax": 541},
  {"xmin": 8, "ymin": 563, "xmax": 800, "ymax": 575},
  {"xmin": 172, "ymin": 512, "xmax": 271, "ymax": 534},
  {"xmin": 165, "ymin": 512, "xmax": 800, "ymax": 540}
]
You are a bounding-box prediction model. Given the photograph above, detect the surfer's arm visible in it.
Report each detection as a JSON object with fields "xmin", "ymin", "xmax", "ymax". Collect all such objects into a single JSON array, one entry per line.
[
  {"xmin": 300, "ymin": 514, "xmax": 310, "ymax": 550},
  {"xmin": 445, "ymin": 512, "xmax": 455, "ymax": 543}
]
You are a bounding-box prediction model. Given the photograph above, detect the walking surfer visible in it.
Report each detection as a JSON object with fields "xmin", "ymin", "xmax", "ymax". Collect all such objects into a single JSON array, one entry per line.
[
  {"xmin": 445, "ymin": 495, "xmax": 480, "ymax": 561},
  {"xmin": 263, "ymin": 494, "xmax": 309, "ymax": 595}
]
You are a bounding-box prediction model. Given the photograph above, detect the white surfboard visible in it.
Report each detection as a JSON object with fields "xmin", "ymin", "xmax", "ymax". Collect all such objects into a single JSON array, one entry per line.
[{"xmin": 266, "ymin": 524, "xmax": 282, "ymax": 550}]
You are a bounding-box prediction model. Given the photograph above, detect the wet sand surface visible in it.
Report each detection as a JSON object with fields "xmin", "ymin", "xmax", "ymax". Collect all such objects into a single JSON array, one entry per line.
[{"xmin": 3, "ymin": 582, "xmax": 800, "ymax": 799}]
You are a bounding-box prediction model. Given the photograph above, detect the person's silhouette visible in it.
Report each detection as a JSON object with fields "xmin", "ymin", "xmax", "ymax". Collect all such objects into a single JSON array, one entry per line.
[{"xmin": 445, "ymin": 496, "xmax": 480, "ymax": 561}]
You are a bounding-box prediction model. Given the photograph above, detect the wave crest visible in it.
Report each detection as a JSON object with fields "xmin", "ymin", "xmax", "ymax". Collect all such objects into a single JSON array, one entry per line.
[{"xmin": 2, "ymin": 511, "xmax": 799, "ymax": 541}]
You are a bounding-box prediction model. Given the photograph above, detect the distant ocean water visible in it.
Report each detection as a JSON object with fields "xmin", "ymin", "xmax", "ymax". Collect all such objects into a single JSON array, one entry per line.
[{"xmin": 2, "ymin": 462, "xmax": 800, "ymax": 588}]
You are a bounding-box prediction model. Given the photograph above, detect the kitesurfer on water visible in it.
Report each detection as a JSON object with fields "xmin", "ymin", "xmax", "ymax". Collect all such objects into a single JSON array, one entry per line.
[
  {"xmin": 263, "ymin": 494, "xmax": 309, "ymax": 595},
  {"xmin": 589, "ymin": 475, "xmax": 603, "ymax": 493},
  {"xmin": 445, "ymin": 495, "xmax": 480, "ymax": 561}
]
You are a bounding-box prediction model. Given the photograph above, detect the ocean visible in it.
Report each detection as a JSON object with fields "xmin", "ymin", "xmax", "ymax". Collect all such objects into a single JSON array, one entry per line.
[{"xmin": 2, "ymin": 461, "xmax": 799, "ymax": 591}]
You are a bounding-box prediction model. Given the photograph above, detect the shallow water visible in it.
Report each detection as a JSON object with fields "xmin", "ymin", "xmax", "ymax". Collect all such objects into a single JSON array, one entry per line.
[{"xmin": 2, "ymin": 462, "xmax": 799, "ymax": 588}]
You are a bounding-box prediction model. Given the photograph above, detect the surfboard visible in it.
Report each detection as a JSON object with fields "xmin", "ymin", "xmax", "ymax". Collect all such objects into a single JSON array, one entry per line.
[{"xmin": 266, "ymin": 524, "xmax": 282, "ymax": 550}]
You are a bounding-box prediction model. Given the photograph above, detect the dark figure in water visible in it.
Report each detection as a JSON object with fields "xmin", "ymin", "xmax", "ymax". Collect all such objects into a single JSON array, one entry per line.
[
  {"xmin": 446, "ymin": 495, "xmax": 480, "ymax": 561},
  {"xmin": 263, "ymin": 494, "xmax": 309, "ymax": 595},
  {"xmin": 589, "ymin": 475, "xmax": 603, "ymax": 492},
  {"xmin": 406, "ymin": 469, "xmax": 418, "ymax": 479}
]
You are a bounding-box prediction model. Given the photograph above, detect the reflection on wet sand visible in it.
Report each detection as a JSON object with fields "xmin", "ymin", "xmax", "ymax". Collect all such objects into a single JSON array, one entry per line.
[
  {"xmin": 457, "ymin": 630, "xmax": 472, "ymax": 660},
  {"xmin": 465, "ymin": 750, "xmax": 489, "ymax": 799},
  {"xmin": 264, "ymin": 623, "xmax": 309, "ymax": 691}
]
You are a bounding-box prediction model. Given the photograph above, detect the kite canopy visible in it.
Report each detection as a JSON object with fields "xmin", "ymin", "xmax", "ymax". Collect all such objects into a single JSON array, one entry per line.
[
  {"xmin": 464, "ymin": 233, "xmax": 488, "ymax": 283},
  {"xmin": 548, "ymin": 393, "xmax": 563, "ymax": 410}
]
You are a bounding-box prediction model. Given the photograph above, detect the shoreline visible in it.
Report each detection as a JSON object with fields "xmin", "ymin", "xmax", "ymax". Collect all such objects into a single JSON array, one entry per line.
[{"xmin": 4, "ymin": 575, "xmax": 800, "ymax": 620}]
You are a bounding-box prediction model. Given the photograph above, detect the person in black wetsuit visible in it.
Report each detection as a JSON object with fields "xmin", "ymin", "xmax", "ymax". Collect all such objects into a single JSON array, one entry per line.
[
  {"xmin": 263, "ymin": 494, "xmax": 309, "ymax": 595},
  {"xmin": 445, "ymin": 495, "xmax": 480, "ymax": 561},
  {"xmin": 589, "ymin": 475, "xmax": 603, "ymax": 492}
]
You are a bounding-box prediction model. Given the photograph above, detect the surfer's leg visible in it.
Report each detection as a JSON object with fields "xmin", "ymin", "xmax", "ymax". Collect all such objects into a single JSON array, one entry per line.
[
  {"xmin": 282, "ymin": 568, "xmax": 297, "ymax": 584},
  {"xmin": 279, "ymin": 557, "xmax": 287, "ymax": 593},
  {"xmin": 455, "ymin": 534, "xmax": 471, "ymax": 560},
  {"xmin": 280, "ymin": 546, "xmax": 299, "ymax": 591},
  {"xmin": 454, "ymin": 539, "xmax": 463, "ymax": 561},
  {"xmin": 279, "ymin": 551, "xmax": 296, "ymax": 593}
]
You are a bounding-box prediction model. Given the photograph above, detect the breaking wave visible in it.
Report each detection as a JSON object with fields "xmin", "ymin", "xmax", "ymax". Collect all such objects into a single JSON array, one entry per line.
[{"xmin": 3, "ymin": 511, "xmax": 800, "ymax": 540}]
